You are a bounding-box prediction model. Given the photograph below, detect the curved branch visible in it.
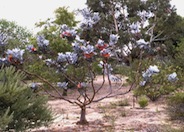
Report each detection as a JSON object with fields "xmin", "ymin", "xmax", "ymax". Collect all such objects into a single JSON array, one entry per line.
[{"xmin": 22, "ymin": 69, "xmax": 79, "ymax": 105}]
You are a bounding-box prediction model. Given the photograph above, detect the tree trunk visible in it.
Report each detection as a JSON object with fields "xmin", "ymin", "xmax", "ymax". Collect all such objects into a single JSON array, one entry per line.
[
  {"xmin": 62, "ymin": 89, "xmax": 67, "ymax": 96},
  {"xmin": 77, "ymin": 107, "xmax": 88, "ymax": 125}
]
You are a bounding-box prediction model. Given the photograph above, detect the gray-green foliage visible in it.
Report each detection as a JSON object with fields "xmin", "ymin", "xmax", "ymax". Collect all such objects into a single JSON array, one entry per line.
[{"xmin": 0, "ymin": 66, "xmax": 52, "ymax": 131}]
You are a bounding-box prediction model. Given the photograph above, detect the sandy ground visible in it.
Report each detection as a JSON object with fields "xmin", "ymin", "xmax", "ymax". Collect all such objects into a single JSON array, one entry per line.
[{"xmin": 30, "ymin": 76, "xmax": 183, "ymax": 132}]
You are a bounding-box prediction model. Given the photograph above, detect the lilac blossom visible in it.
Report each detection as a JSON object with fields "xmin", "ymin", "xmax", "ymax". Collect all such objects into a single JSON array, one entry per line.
[
  {"xmin": 26, "ymin": 44, "xmax": 37, "ymax": 52},
  {"xmin": 96, "ymin": 39, "xmax": 108, "ymax": 50},
  {"xmin": 129, "ymin": 22, "xmax": 141, "ymax": 34},
  {"xmin": 81, "ymin": 45, "xmax": 95, "ymax": 54},
  {"xmin": 81, "ymin": 8, "xmax": 91, "ymax": 19},
  {"xmin": 44, "ymin": 59, "xmax": 55, "ymax": 66},
  {"xmin": 98, "ymin": 61, "xmax": 113, "ymax": 75},
  {"xmin": 98, "ymin": 61, "xmax": 104, "ymax": 68},
  {"xmin": 138, "ymin": 10, "xmax": 154, "ymax": 21},
  {"xmin": 142, "ymin": 65, "xmax": 160, "ymax": 78},
  {"xmin": 80, "ymin": 8, "xmax": 100, "ymax": 30},
  {"xmin": 97, "ymin": 39, "xmax": 105, "ymax": 46},
  {"xmin": 140, "ymin": 65, "xmax": 160, "ymax": 86},
  {"xmin": 72, "ymin": 41, "xmax": 82, "ymax": 53},
  {"xmin": 57, "ymin": 53, "xmax": 67, "ymax": 63},
  {"xmin": 80, "ymin": 20, "xmax": 94, "ymax": 29},
  {"xmin": 136, "ymin": 39, "xmax": 149, "ymax": 48},
  {"xmin": 65, "ymin": 52, "xmax": 78, "ymax": 64},
  {"xmin": 100, "ymin": 49, "xmax": 111, "ymax": 57},
  {"xmin": 75, "ymin": 36, "xmax": 87, "ymax": 45},
  {"xmin": 0, "ymin": 33, "xmax": 7, "ymax": 46},
  {"xmin": 92, "ymin": 12, "xmax": 100, "ymax": 24},
  {"xmin": 0, "ymin": 58, "xmax": 9, "ymax": 67},
  {"xmin": 168, "ymin": 72, "xmax": 178, "ymax": 82},
  {"xmin": 57, "ymin": 82, "xmax": 68, "ymax": 89},
  {"xmin": 109, "ymin": 34, "xmax": 119, "ymax": 46},
  {"xmin": 139, "ymin": 81, "xmax": 147, "ymax": 86},
  {"xmin": 57, "ymin": 52, "xmax": 78, "ymax": 64},
  {"xmin": 6, "ymin": 48, "xmax": 25, "ymax": 63},
  {"xmin": 80, "ymin": 82, "xmax": 87, "ymax": 87},
  {"xmin": 29, "ymin": 82, "xmax": 39, "ymax": 90},
  {"xmin": 37, "ymin": 35, "xmax": 49, "ymax": 48},
  {"xmin": 60, "ymin": 24, "xmax": 77, "ymax": 38},
  {"xmin": 78, "ymin": 82, "xmax": 87, "ymax": 88},
  {"xmin": 109, "ymin": 75, "xmax": 122, "ymax": 82},
  {"xmin": 99, "ymin": 1, "xmax": 105, "ymax": 7}
]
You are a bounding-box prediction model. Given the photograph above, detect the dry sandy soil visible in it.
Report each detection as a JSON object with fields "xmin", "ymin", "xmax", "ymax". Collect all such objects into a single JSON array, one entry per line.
[{"xmin": 30, "ymin": 76, "xmax": 183, "ymax": 132}]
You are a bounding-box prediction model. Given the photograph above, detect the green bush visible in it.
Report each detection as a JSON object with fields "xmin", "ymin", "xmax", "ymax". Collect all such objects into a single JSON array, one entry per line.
[
  {"xmin": 138, "ymin": 95, "xmax": 149, "ymax": 108},
  {"xmin": 167, "ymin": 92, "xmax": 184, "ymax": 121},
  {"xmin": 0, "ymin": 66, "xmax": 52, "ymax": 131},
  {"xmin": 134, "ymin": 60, "xmax": 182, "ymax": 101}
]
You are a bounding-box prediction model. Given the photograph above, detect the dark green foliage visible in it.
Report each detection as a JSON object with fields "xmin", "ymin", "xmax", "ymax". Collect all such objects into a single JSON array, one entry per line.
[
  {"xmin": 24, "ymin": 54, "xmax": 60, "ymax": 83},
  {"xmin": 174, "ymin": 38, "xmax": 184, "ymax": 70},
  {"xmin": 54, "ymin": 7, "xmax": 77, "ymax": 27},
  {"xmin": 86, "ymin": 0, "xmax": 184, "ymax": 66},
  {"xmin": 167, "ymin": 92, "xmax": 184, "ymax": 121},
  {"xmin": 0, "ymin": 66, "xmax": 52, "ymax": 131}
]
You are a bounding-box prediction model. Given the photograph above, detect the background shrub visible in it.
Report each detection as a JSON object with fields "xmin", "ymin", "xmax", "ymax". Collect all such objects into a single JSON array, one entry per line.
[{"xmin": 167, "ymin": 92, "xmax": 184, "ymax": 121}]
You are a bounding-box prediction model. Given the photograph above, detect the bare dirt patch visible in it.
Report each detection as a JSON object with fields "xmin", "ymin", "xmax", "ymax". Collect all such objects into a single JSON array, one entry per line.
[{"xmin": 30, "ymin": 76, "xmax": 183, "ymax": 132}]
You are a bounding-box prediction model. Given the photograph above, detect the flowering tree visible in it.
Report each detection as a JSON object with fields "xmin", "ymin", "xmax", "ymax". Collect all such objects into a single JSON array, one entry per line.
[
  {"xmin": 1, "ymin": 1, "xmax": 183, "ymax": 126},
  {"xmin": 85, "ymin": 0, "xmax": 181, "ymax": 65},
  {"xmin": 12, "ymin": 8, "xmax": 135, "ymax": 125}
]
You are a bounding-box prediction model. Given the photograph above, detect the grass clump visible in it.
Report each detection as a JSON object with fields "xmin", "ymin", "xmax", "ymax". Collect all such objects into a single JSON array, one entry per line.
[{"xmin": 138, "ymin": 95, "xmax": 149, "ymax": 108}]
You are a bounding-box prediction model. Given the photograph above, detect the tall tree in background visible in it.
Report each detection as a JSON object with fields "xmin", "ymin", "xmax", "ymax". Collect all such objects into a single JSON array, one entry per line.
[
  {"xmin": 35, "ymin": 7, "xmax": 77, "ymax": 52},
  {"xmin": 85, "ymin": 0, "xmax": 183, "ymax": 64},
  {"xmin": 0, "ymin": 19, "xmax": 32, "ymax": 49},
  {"xmin": 0, "ymin": 19, "xmax": 32, "ymax": 69}
]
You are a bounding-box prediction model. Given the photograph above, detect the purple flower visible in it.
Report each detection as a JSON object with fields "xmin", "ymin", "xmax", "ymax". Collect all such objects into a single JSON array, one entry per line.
[
  {"xmin": 26, "ymin": 44, "xmax": 37, "ymax": 52},
  {"xmin": 57, "ymin": 82, "xmax": 68, "ymax": 89},
  {"xmin": 37, "ymin": 35, "xmax": 49, "ymax": 48},
  {"xmin": 6, "ymin": 48, "xmax": 25, "ymax": 63},
  {"xmin": 0, "ymin": 33, "xmax": 7, "ymax": 46},
  {"xmin": 92, "ymin": 12, "xmax": 100, "ymax": 24},
  {"xmin": 57, "ymin": 52, "xmax": 78, "ymax": 64},
  {"xmin": 60, "ymin": 24, "xmax": 77, "ymax": 39},
  {"xmin": 65, "ymin": 52, "xmax": 78, "ymax": 64},
  {"xmin": 129, "ymin": 22, "xmax": 141, "ymax": 34},
  {"xmin": 29, "ymin": 82, "xmax": 39, "ymax": 90},
  {"xmin": 100, "ymin": 49, "xmax": 111, "ymax": 58},
  {"xmin": 109, "ymin": 34, "xmax": 119, "ymax": 46},
  {"xmin": 168, "ymin": 72, "xmax": 178, "ymax": 82},
  {"xmin": 141, "ymin": 65, "xmax": 160, "ymax": 85},
  {"xmin": 80, "ymin": 8, "xmax": 100, "ymax": 30},
  {"xmin": 57, "ymin": 53, "xmax": 67, "ymax": 63},
  {"xmin": 44, "ymin": 59, "xmax": 55, "ymax": 66},
  {"xmin": 136, "ymin": 39, "xmax": 149, "ymax": 48},
  {"xmin": 81, "ymin": 45, "xmax": 95, "ymax": 54}
]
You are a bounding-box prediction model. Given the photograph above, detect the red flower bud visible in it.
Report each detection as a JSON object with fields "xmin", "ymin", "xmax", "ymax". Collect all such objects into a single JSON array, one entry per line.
[{"xmin": 84, "ymin": 52, "xmax": 94, "ymax": 59}]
